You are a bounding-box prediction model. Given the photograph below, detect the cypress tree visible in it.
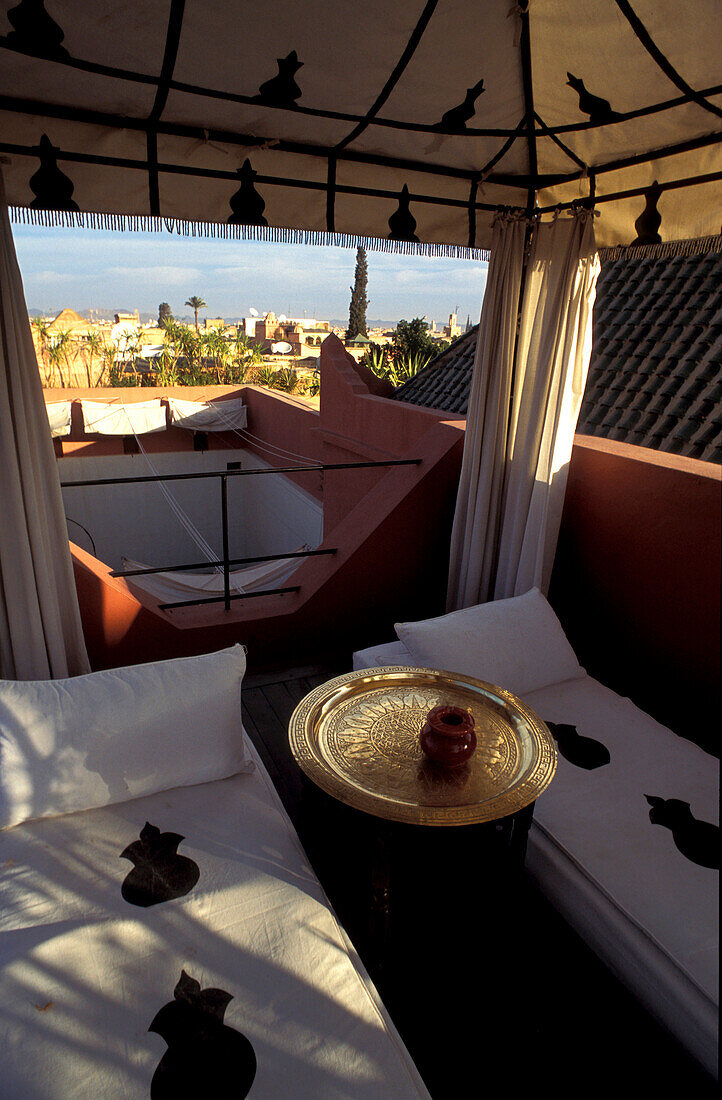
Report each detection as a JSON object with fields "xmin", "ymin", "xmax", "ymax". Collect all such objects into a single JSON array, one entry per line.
[{"xmin": 346, "ymin": 246, "xmax": 368, "ymax": 340}]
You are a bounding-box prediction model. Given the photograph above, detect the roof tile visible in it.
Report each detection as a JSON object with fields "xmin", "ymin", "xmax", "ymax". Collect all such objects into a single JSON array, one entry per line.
[{"xmin": 393, "ymin": 248, "xmax": 722, "ymax": 464}]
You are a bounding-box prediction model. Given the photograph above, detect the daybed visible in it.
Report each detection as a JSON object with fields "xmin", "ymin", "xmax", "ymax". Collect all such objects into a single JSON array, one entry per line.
[
  {"xmin": 353, "ymin": 589, "xmax": 719, "ymax": 1080},
  {"xmin": 0, "ymin": 646, "xmax": 430, "ymax": 1098}
]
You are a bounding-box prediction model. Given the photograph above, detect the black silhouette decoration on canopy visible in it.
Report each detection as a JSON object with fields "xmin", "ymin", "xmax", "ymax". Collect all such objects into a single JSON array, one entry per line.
[
  {"xmin": 120, "ymin": 823, "xmax": 200, "ymax": 907},
  {"xmin": 29, "ymin": 135, "xmax": 79, "ymax": 211},
  {"xmin": 388, "ymin": 185, "xmax": 419, "ymax": 242},
  {"xmin": 566, "ymin": 73, "xmax": 620, "ymax": 124},
  {"xmin": 645, "ymin": 796, "xmax": 719, "ymax": 869},
  {"xmin": 631, "ymin": 181, "xmax": 663, "ymax": 244},
  {"xmin": 1, "ymin": 4, "xmax": 717, "ymax": 247},
  {"xmin": 256, "ymin": 50, "xmax": 303, "ymax": 107},
  {"xmin": 228, "ymin": 159, "xmax": 268, "ymax": 226},
  {"xmin": 545, "ymin": 721, "xmax": 611, "ymax": 770},
  {"xmin": 435, "ymin": 78, "xmax": 486, "ymax": 131},
  {"xmin": 149, "ymin": 970, "xmax": 257, "ymax": 1099},
  {"xmin": 7, "ymin": 0, "xmax": 68, "ymax": 60}
]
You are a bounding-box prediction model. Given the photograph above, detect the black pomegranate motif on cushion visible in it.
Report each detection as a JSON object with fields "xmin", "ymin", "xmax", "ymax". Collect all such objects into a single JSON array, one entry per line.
[
  {"xmin": 256, "ymin": 50, "xmax": 303, "ymax": 107},
  {"xmin": 29, "ymin": 134, "xmax": 79, "ymax": 211},
  {"xmin": 645, "ymin": 796, "xmax": 719, "ymax": 869},
  {"xmin": 545, "ymin": 721, "xmax": 611, "ymax": 770},
  {"xmin": 121, "ymin": 822, "xmax": 200, "ymax": 907},
  {"xmin": 149, "ymin": 970, "xmax": 257, "ymax": 1099}
]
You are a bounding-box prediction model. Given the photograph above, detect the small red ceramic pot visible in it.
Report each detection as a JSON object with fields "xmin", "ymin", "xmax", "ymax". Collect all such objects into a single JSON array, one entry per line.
[{"xmin": 419, "ymin": 705, "xmax": 476, "ymax": 767}]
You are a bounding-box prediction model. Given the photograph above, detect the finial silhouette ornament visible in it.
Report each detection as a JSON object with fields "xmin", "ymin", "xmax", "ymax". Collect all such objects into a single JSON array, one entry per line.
[
  {"xmin": 631, "ymin": 181, "xmax": 662, "ymax": 245},
  {"xmin": 7, "ymin": 0, "xmax": 68, "ymax": 59},
  {"xmin": 435, "ymin": 78, "xmax": 485, "ymax": 131},
  {"xmin": 29, "ymin": 134, "xmax": 79, "ymax": 211},
  {"xmin": 388, "ymin": 185, "xmax": 419, "ymax": 242},
  {"xmin": 566, "ymin": 73, "xmax": 620, "ymax": 123},
  {"xmin": 149, "ymin": 971, "xmax": 257, "ymax": 1098},
  {"xmin": 228, "ymin": 159, "xmax": 268, "ymax": 225},
  {"xmin": 256, "ymin": 50, "xmax": 303, "ymax": 107},
  {"xmin": 120, "ymin": 822, "xmax": 200, "ymax": 907}
]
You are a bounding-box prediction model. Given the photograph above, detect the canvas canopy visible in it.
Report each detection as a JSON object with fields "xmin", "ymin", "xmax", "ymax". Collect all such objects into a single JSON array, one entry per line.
[{"xmin": 0, "ymin": 0, "xmax": 719, "ymax": 254}]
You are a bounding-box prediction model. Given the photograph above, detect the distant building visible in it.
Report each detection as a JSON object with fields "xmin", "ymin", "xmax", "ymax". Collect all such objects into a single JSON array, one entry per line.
[
  {"xmin": 344, "ymin": 333, "xmax": 372, "ymax": 362},
  {"xmin": 254, "ymin": 311, "xmax": 331, "ymax": 357},
  {"xmin": 204, "ymin": 317, "xmax": 225, "ymax": 331},
  {"xmin": 48, "ymin": 307, "xmax": 94, "ymax": 339},
  {"xmin": 442, "ymin": 312, "xmax": 463, "ymax": 340}
]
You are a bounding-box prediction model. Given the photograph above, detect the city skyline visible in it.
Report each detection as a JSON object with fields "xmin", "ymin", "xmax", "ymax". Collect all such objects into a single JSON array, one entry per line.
[{"xmin": 11, "ymin": 224, "xmax": 488, "ymax": 325}]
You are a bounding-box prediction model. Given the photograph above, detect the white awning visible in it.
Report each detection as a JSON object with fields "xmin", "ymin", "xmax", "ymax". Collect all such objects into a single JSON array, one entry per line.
[
  {"xmin": 167, "ymin": 397, "xmax": 248, "ymax": 432},
  {"xmin": 80, "ymin": 400, "xmax": 167, "ymax": 436},
  {"xmin": 46, "ymin": 401, "xmax": 72, "ymax": 437}
]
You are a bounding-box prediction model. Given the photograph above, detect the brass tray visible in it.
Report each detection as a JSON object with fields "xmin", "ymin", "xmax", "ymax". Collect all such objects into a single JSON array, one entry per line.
[{"xmin": 288, "ymin": 667, "xmax": 557, "ymax": 825}]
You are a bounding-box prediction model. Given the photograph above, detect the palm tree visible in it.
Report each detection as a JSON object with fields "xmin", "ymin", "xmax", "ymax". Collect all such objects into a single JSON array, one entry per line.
[
  {"xmin": 80, "ymin": 331, "xmax": 105, "ymax": 387},
  {"xmin": 46, "ymin": 329, "xmax": 75, "ymax": 388},
  {"xmin": 31, "ymin": 317, "xmax": 53, "ymax": 385},
  {"xmin": 185, "ymin": 295, "xmax": 207, "ymax": 331}
]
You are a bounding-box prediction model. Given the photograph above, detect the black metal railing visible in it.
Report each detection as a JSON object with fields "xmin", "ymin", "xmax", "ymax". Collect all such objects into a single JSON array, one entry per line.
[{"xmin": 61, "ymin": 458, "xmax": 421, "ymax": 611}]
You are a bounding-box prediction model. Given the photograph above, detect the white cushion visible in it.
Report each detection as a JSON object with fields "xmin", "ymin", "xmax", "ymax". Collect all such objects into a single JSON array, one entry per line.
[
  {"xmin": 523, "ymin": 675, "xmax": 719, "ymax": 1077},
  {"xmin": 0, "ymin": 742, "xmax": 430, "ymax": 1097},
  {"xmin": 0, "ymin": 645, "xmax": 251, "ymax": 829},
  {"xmin": 395, "ymin": 588, "xmax": 584, "ymax": 695}
]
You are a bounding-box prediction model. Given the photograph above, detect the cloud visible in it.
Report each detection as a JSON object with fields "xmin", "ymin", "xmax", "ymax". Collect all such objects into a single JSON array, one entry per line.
[
  {"xmin": 12, "ymin": 224, "xmax": 488, "ymax": 320},
  {"xmin": 106, "ymin": 265, "xmax": 202, "ymax": 285},
  {"xmin": 28, "ymin": 269, "xmax": 81, "ymax": 284}
]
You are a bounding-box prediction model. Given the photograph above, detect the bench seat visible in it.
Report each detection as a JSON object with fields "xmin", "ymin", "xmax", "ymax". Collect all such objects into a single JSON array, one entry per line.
[{"xmin": 353, "ymin": 639, "xmax": 719, "ymax": 1078}]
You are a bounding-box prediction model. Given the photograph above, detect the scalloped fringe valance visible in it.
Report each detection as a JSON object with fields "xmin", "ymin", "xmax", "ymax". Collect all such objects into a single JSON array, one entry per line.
[
  {"xmin": 10, "ymin": 206, "xmax": 721, "ymax": 262},
  {"xmin": 8, "ymin": 206, "xmax": 491, "ymax": 260}
]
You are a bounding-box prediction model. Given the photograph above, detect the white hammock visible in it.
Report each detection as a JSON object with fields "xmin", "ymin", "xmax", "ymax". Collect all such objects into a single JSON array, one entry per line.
[{"xmin": 121, "ymin": 548, "xmax": 308, "ymax": 605}]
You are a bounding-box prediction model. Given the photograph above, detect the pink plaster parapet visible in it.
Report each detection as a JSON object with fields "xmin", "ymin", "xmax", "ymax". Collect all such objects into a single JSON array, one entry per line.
[{"xmin": 69, "ymin": 336, "xmax": 466, "ymax": 670}]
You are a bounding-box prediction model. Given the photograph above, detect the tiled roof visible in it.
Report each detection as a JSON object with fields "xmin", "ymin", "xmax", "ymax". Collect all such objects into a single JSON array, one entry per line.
[
  {"xmin": 393, "ymin": 249, "xmax": 722, "ymax": 464},
  {"xmin": 393, "ymin": 327, "xmax": 478, "ymax": 415}
]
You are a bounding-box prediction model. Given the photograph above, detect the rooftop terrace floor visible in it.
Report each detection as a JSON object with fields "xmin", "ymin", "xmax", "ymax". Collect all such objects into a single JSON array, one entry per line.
[{"xmin": 242, "ymin": 662, "xmax": 716, "ymax": 1099}]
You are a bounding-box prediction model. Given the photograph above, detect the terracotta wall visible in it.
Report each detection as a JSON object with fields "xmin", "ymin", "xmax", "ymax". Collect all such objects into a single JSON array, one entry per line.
[
  {"xmin": 57, "ymin": 367, "xmax": 721, "ymax": 752},
  {"xmin": 65, "ymin": 340, "xmax": 466, "ymax": 671},
  {"xmin": 550, "ymin": 436, "xmax": 721, "ymax": 753}
]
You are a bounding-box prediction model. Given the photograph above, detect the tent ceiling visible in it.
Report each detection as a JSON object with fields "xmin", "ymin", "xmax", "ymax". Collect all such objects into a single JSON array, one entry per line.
[{"xmin": 0, "ymin": 0, "xmax": 720, "ymax": 251}]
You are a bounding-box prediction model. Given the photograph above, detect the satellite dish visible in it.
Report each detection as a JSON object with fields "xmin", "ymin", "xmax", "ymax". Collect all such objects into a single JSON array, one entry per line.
[
  {"xmin": 278, "ymin": 314, "xmax": 287, "ymax": 322},
  {"xmin": 249, "ymin": 307, "xmax": 259, "ymax": 317},
  {"xmin": 271, "ymin": 341, "xmax": 293, "ymax": 354}
]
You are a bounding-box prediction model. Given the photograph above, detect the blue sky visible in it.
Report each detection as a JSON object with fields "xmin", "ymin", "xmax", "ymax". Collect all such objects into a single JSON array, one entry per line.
[{"xmin": 11, "ymin": 223, "xmax": 487, "ymax": 325}]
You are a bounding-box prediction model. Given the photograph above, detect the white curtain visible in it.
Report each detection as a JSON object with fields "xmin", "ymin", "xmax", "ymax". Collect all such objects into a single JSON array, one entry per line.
[
  {"xmin": 447, "ymin": 209, "xmax": 600, "ymax": 610},
  {"xmin": 446, "ymin": 213, "xmax": 527, "ymax": 609},
  {"xmin": 0, "ymin": 171, "xmax": 90, "ymax": 679}
]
